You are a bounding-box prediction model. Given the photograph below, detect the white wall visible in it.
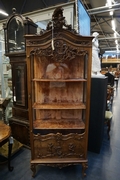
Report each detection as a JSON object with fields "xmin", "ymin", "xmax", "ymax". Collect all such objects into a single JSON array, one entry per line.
[{"xmin": 25, "ymin": 2, "xmax": 74, "ymax": 30}]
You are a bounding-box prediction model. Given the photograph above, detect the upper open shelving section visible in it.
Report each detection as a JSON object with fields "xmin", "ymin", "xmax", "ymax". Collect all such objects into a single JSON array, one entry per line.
[{"xmin": 25, "ymin": 6, "xmax": 93, "ymax": 133}]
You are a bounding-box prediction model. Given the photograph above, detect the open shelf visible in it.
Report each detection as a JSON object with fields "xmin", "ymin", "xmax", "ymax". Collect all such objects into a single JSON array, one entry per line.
[
  {"xmin": 33, "ymin": 118, "xmax": 85, "ymax": 129},
  {"xmin": 32, "ymin": 103, "xmax": 86, "ymax": 109},
  {"xmin": 31, "ymin": 158, "xmax": 87, "ymax": 164},
  {"xmin": 33, "ymin": 78, "xmax": 87, "ymax": 82}
]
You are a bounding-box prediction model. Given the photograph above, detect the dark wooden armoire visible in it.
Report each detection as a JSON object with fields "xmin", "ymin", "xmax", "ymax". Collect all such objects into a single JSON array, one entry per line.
[{"xmin": 3, "ymin": 8, "xmax": 37, "ymax": 147}]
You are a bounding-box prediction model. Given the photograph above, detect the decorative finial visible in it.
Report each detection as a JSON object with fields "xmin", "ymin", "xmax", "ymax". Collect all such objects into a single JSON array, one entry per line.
[
  {"xmin": 46, "ymin": 7, "xmax": 72, "ymax": 30},
  {"xmin": 12, "ymin": 8, "xmax": 16, "ymax": 14}
]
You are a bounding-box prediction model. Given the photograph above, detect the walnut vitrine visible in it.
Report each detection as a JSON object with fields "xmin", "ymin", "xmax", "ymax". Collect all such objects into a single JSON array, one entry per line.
[
  {"xmin": 25, "ymin": 7, "xmax": 93, "ymax": 177},
  {"xmin": 3, "ymin": 8, "xmax": 37, "ymax": 147}
]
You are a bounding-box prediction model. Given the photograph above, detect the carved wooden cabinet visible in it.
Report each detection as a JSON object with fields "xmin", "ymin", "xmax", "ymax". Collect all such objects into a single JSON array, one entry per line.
[
  {"xmin": 25, "ymin": 8, "xmax": 93, "ymax": 177},
  {"xmin": 3, "ymin": 8, "xmax": 37, "ymax": 147}
]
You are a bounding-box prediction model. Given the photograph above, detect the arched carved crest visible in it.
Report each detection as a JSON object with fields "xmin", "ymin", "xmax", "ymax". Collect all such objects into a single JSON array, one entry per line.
[
  {"xmin": 27, "ymin": 7, "xmax": 91, "ymax": 62},
  {"xmin": 30, "ymin": 39, "xmax": 88, "ymax": 63}
]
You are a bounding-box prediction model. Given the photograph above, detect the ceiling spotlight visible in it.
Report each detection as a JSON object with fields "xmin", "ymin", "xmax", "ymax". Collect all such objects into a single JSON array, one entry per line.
[
  {"xmin": 0, "ymin": 9, "xmax": 8, "ymax": 16},
  {"xmin": 114, "ymin": 32, "xmax": 117, "ymax": 37},
  {"xmin": 111, "ymin": 19, "xmax": 116, "ymax": 31},
  {"xmin": 115, "ymin": 39, "xmax": 118, "ymax": 44},
  {"xmin": 106, "ymin": 0, "xmax": 117, "ymax": 8},
  {"xmin": 109, "ymin": 11, "xmax": 113, "ymax": 15},
  {"xmin": 112, "ymin": 29, "xmax": 120, "ymax": 36},
  {"xmin": 106, "ymin": 0, "xmax": 112, "ymax": 8},
  {"xmin": 116, "ymin": 47, "xmax": 119, "ymax": 52}
]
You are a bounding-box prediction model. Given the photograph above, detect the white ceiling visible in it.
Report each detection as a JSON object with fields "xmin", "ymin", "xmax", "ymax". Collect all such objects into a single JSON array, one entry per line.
[
  {"xmin": 83, "ymin": 0, "xmax": 120, "ymax": 54},
  {"xmin": 0, "ymin": 0, "xmax": 120, "ymax": 55}
]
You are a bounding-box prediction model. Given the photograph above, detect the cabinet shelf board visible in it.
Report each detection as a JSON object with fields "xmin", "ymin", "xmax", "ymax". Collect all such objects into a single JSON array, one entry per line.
[
  {"xmin": 33, "ymin": 103, "xmax": 86, "ymax": 109},
  {"xmin": 33, "ymin": 78, "xmax": 87, "ymax": 82},
  {"xmin": 31, "ymin": 158, "xmax": 87, "ymax": 164},
  {"xmin": 33, "ymin": 119, "xmax": 85, "ymax": 129}
]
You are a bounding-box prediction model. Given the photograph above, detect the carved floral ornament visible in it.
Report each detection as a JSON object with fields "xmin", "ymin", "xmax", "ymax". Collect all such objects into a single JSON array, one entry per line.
[
  {"xmin": 33, "ymin": 133, "xmax": 85, "ymax": 159},
  {"xmin": 30, "ymin": 39, "xmax": 88, "ymax": 63},
  {"xmin": 46, "ymin": 6, "xmax": 72, "ymax": 31},
  {"xmin": 31, "ymin": 162, "xmax": 87, "ymax": 170},
  {"xmin": 33, "ymin": 132, "xmax": 84, "ymax": 141}
]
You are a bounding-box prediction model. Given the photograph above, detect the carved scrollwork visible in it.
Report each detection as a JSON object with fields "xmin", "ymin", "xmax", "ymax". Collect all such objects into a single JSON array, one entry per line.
[
  {"xmin": 31, "ymin": 162, "xmax": 88, "ymax": 177},
  {"xmin": 30, "ymin": 40, "xmax": 88, "ymax": 63},
  {"xmin": 30, "ymin": 46, "xmax": 52, "ymax": 57},
  {"xmin": 40, "ymin": 163, "xmax": 80, "ymax": 169},
  {"xmin": 33, "ymin": 133, "xmax": 85, "ymax": 159},
  {"xmin": 27, "ymin": 38, "xmax": 91, "ymax": 47}
]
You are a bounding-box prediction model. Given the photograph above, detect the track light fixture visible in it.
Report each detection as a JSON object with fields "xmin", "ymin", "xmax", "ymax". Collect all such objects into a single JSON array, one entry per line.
[{"xmin": 0, "ymin": 9, "xmax": 8, "ymax": 16}]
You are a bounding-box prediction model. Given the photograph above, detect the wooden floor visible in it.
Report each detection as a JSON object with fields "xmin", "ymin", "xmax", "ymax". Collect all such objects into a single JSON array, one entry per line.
[{"xmin": 0, "ymin": 79, "xmax": 120, "ymax": 180}]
